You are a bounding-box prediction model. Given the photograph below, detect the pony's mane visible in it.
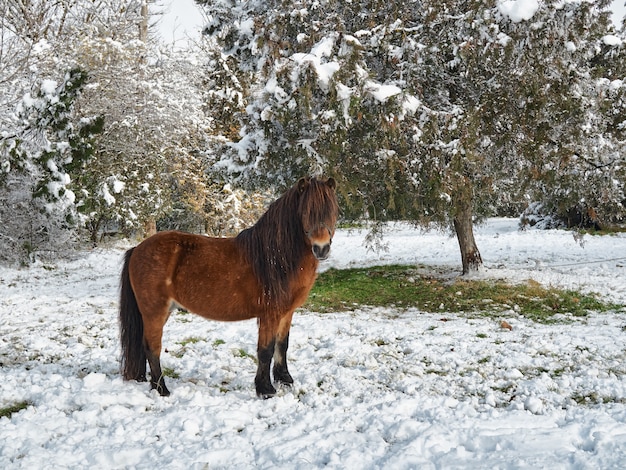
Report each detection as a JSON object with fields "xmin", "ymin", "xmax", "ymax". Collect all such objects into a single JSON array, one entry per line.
[{"xmin": 235, "ymin": 177, "xmax": 338, "ymax": 311}]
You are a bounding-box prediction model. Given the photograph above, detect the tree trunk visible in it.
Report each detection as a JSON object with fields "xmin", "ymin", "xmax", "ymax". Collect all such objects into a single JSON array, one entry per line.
[
  {"xmin": 453, "ymin": 194, "xmax": 483, "ymax": 275},
  {"xmin": 143, "ymin": 219, "xmax": 157, "ymax": 238},
  {"xmin": 139, "ymin": 2, "xmax": 149, "ymax": 43},
  {"xmin": 89, "ymin": 216, "xmax": 104, "ymax": 247},
  {"xmin": 139, "ymin": 0, "xmax": 153, "ymax": 241}
]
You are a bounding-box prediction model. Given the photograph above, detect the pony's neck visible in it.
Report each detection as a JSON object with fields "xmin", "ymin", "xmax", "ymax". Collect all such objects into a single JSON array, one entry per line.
[{"xmin": 236, "ymin": 187, "xmax": 308, "ymax": 309}]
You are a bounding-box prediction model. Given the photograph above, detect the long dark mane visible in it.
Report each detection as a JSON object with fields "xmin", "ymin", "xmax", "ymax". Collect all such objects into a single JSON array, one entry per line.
[{"xmin": 235, "ymin": 177, "xmax": 338, "ymax": 311}]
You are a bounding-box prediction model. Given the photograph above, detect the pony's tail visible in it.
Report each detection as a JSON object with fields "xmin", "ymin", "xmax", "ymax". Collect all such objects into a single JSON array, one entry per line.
[{"xmin": 119, "ymin": 248, "xmax": 146, "ymax": 381}]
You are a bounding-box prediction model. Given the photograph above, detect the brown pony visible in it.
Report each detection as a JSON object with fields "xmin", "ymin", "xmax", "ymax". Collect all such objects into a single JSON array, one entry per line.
[{"xmin": 119, "ymin": 177, "xmax": 338, "ymax": 398}]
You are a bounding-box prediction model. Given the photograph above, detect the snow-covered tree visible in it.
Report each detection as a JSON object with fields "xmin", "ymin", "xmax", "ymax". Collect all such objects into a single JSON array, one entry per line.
[
  {"xmin": 198, "ymin": 1, "xmax": 429, "ymax": 207},
  {"xmin": 494, "ymin": 0, "xmax": 625, "ymax": 229},
  {"xmin": 198, "ymin": 0, "xmax": 622, "ymax": 273},
  {"xmin": 1, "ymin": 0, "xmax": 214, "ymax": 260},
  {"xmin": 197, "ymin": 0, "xmax": 497, "ymax": 272},
  {"xmin": 0, "ymin": 1, "xmax": 106, "ymax": 260}
]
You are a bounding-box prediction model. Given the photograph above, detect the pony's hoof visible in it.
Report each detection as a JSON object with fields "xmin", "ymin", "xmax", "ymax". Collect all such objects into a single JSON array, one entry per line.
[
  {"xmin": 151, "ymin": 381, "xmax": 171, "ymax": 397},
  {"xmin": 256, "ymin": 384, "xmax": 276, "ymax": 399},
  {"xmin": 273, "ymin": 369, "xmax": 294, "ymax": 386}
]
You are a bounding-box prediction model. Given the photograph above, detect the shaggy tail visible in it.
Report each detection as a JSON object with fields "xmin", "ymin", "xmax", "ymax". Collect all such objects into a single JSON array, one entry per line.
[{"xmin": 119, "ymin": 248, "xmax": 146, "ymax": 381}]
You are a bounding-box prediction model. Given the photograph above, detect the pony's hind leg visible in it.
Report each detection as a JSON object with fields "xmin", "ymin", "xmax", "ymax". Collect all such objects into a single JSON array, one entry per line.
[
  {"xmin": 145, "ymin": 340, "xmax": 170, "ymax": 397},
  {"xmin": 273, "ymin": 311, "xmax": 295, "ymax": 386},
  {"xmin": 142, "ymin": 308, "xmax": 171, "ymax": 397}
]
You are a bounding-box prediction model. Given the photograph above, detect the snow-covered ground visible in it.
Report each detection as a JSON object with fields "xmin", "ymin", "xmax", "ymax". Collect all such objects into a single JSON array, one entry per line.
[{"xmin": 1, "ymin": 218, "xmax": 626, "ymax": 469}]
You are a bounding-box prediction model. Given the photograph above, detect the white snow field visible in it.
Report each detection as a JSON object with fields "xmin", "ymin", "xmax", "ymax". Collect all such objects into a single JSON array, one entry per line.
[{"xmin": 2, "ymin": 218, "xmax": 626, "ymax": 469}]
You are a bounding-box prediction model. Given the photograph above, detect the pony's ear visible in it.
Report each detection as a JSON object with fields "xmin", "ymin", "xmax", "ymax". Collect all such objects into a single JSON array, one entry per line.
[
  {"xmin": 326, "ymin": 177, "xmax": 336, "ymax": 190},
  {"xmin": 298, "ymin": 177, "xmax": 310, "ymax": 193}
]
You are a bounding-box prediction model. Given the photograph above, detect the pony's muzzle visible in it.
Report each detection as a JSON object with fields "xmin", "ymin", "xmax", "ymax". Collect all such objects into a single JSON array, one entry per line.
[{"xmin": 312, "ymin": 242, "xmax": 331, "ymax": 260}]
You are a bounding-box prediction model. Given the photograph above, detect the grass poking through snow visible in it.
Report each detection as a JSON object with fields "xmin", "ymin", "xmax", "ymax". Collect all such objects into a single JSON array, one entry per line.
[
  {"xmin": 0, "ymin": 401, "xmax": 30, "ymax": 419},
  {"xmin": 306, "ymin": 265, "xmax": 622, "ymax": 322}
]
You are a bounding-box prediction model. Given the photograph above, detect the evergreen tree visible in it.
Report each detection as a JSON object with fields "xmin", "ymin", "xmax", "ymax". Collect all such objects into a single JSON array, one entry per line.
[
  {"xmin": 0, "ymin": 69, "xmax": 103, "ymax": 262},
  {"xmin": 504, "ymin": 0, "xmax": 625, "ymax": 229},
  {"xmin": 198, "ymin": 1, "xmax": 428, "ymax": 212},
  {"xmin": 198, "ymin": 0, "xmax": 495, "ymax": 272},
  {"xmin": 198, "ymin": 0, "xmax": 621, "ymax": 273}
]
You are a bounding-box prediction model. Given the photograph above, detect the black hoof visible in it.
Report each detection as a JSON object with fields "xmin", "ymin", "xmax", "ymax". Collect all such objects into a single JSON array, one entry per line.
[
  {"xmin": 273, "ymin": 369, "xmax": 294, "ymax": 386},
  {"xmin": 151, "ymin": 380, "xmax": 171, "ymax": 397},
  {"xmin": 255, "ymin": 381, "xmax": 276, "ymax": 399}
]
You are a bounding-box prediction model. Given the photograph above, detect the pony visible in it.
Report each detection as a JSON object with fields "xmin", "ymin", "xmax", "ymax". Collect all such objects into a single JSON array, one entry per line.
[{"xmin": 119, "ymin": 176, "xmax": 338, "ymax": 398}]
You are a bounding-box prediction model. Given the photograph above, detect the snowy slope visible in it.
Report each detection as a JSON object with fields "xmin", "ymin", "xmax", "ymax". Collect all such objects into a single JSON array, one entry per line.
[{"xmin": 1, "ymin": 219, "xmax": 626, "ymax": 469}]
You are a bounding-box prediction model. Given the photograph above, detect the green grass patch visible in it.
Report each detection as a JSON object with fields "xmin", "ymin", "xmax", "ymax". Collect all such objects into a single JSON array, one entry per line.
[
  {"xmin": 305, "ymin": 265, "xmax": 622, "ymax": 322},
  {"xmin": 0, "ymin": 401, "xmax": 30, "ymax": 419},
  {"xmin": 162, "ymin": 367, "xmax": 180, "ymax": 379},
  {"xmin": 234, "ymin": 348, "xmax": 256, "ymax": 361},
  {"xmin": 570, "ymin": 391, "xmax": 626, "ymax": 405},
  {"xmin": 178, "ymin": 337, "xmax": 203, "ymax": 347},
  {"xmin": 576, "ymin": 225, "xmax": 626, "ymax": 236}
]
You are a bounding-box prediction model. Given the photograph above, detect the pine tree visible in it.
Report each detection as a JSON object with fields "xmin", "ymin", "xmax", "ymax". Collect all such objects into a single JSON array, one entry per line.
[
  {"xmin": 198, "ymin": 0, "xmax": 496, "ymax": 272},
  {"xmin": 198, "ymin": 0, "xmax": 622, "ymax": 272},
  {"xmin": 504, "ymin": 0, "xmax": 625, "ymax": 229}
]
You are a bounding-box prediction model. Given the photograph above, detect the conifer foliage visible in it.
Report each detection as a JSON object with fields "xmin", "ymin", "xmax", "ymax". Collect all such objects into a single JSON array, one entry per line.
[{"xmin": 199, "ymin": 0, "xmax": 624, "ymax": 272}]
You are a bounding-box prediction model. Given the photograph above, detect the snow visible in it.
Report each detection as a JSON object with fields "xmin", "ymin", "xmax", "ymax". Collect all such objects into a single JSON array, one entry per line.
[
  {"xmin": 40, "ymin": 79, "xmax": 58, "ymax": 97},
  {"xmin": 291, "ymin": 36, "xmax": 341, "ymax": 91},
  {"xmin": 311, "ymin": 36, "xmax": 336, "ymax": 58},
  {"xmin": 498, "ymin": 0, "xmax": 540, "ymax": 23},
  {"xmin": 602, "ymin": 34, "xmax": 623, "ymax": 46},
  {"xmin": 237, "ymin": 18, "xmax": 255, "ymax": 37},
  {"xmin": 100, "ymin": 182, "xmax": 116, "ymax": 206},
  {"xmin": 497, "ymin": 32, "xmax": 513, "ymax": 46},
  {"xmin": 2, "ymin": 218, "xmax": 626, "ymax": 468},
  {"xmin": 365, "ymin": 81, "xmax": 402, "ymax": 103},
  {"xmin": 279, "ymin": 34, "xmax": 351, "ymax": 92},
  {"xmin": 402, "ymin": 95, "xmax": 421, "ymax": 116},
  {"xmin": 32, "ymin": 39, "xmax": 51, "ymax": 55},
  {"xmin": 111, "ymin": 179, "xmax": 125, "ymax": 194}
]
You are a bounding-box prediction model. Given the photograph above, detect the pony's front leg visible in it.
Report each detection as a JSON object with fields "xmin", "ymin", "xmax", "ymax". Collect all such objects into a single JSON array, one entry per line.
[
  {"xmin": 255, "ymin": 316, "xmax": 277, "ymax": 398},
  {"xmin": 273, "ymin": 310, "xmax": 294, "ymax": 386}
]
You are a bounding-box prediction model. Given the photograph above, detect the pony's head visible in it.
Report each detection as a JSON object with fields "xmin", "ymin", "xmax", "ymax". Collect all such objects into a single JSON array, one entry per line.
[{"xmin": 297, "ymin": 176, "xmax": 339, "ymax": 260}]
